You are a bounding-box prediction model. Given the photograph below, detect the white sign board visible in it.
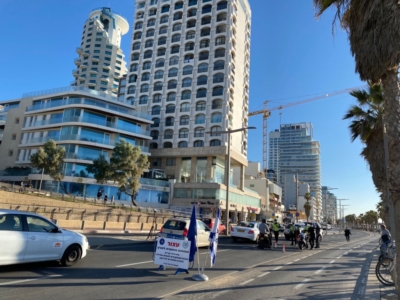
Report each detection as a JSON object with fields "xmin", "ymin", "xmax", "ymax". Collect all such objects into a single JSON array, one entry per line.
[{"xmin": 154, "ymin": 237, "xmax": 191, "ymax": 270}]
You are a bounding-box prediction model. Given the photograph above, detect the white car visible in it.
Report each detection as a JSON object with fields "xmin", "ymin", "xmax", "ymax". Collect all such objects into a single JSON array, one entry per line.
[
  {"xmin": 231, "ymin": 221, "xmax": 260, "ymax": 243},
  {"xmin": 158, "ymin": 217, "xmax": 211, "ymax": 247},
  {"xmin": 0, "ymin": 209, "xmax": 89, "ymax": 266}
]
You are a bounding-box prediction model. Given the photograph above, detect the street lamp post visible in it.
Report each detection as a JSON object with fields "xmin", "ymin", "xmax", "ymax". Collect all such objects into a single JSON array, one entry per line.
[
  {"xmin": 340, "ymin": 204, "xmax": 351, "ymax": 231},
  {"xmin": 323, "ymin": 187, "xmax": 337, "ymax": 235},
  {"xmin": 206, "ymin": 126, "xmax": 256, "ymax": 236},
  {"xmin": 337, "ymin": 199, "xmax": 349, "ymax": 232}
]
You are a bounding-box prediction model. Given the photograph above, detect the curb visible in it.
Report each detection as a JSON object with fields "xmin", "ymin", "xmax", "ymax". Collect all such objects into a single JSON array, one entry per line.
[{"xmin": 73, "ymin": 229, "xmax": 159, "ymax": 235}]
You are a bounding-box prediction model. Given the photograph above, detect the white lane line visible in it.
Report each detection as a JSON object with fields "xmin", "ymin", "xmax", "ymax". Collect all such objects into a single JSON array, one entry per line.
[
  {"xmin": 286, "ymin": 262, "xmax": 293, "ymax": 265},
  {"xmin": 295, "ymin": 279, "xmax": 310, "ymax": 289},
  {"xmin": 239, "ymin": 279, "xmax": 254, "ymax": 285},
  {"xmin": 336, "ymin": 256, "xmax": 342, "ymax": 259},
  {"xmin": 257, "ymin": 272, "xmax": 270, "ymax": 278},
  {"xmin": 116, "ymin": 260, "xmax": 153, "ymax": 268},
  {"xmin": 0, "ymin": 275, "xmax": 62, "ymax": 286},
  {"xmin": 301, "ymin": 256, "xmax": 307, "ymax": 259},
  {"xmin": 329, "ymin": 260, "xmax": 335, "ymax": 264},
  {"xmin": 294, "ymin": 259, "xmax": 300, "ymax": 262},
  {"xmin": 272, "ymin": 266, "xmax": 283, "ymax": 270},
  {"xmin": 200, "ymin": 249, "xmax": 230, "ymax": 255},
  {"xmin": 315, "ymin": 267, "xmax": 326, "ymax": 274}
]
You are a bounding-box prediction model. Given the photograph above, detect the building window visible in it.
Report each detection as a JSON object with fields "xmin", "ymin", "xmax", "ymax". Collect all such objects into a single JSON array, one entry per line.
[
  {"xmin": 159, "ymin": 26, "xmax": 168, "ymax": 34},
  {"xmin": 148, "ymin": 18, "xmax": 156, "ymax": 26},
  {"xmin": 183, "ymin": 65, "xmax": 193, "ymax": 75},
  {"xmin": 186, "ymin": 31, "xmax": 195, "ymax": 40},
  {"xmin": 8, "ymin": 150, "xmax": 13, "ymax": 156},
  {"xmin": 152, "ymin": 106, "xmax": 161, "ymax": 115},
  {"xmin": 157, "ymin": 48, "xmax": 166, "ymax": 56},
  {"xmin": 165, "ymin": 117, "xmax": 175, "ymax": 126},
  {"xmin": 214, "ymin": 60, "xmax": 224, "ymax": 70},
  {"xmin": 134, "ymin": 32, "xmax": 142, "ymax": 40},
  {"xmin": 215, "ymin": 36, "xmax": 226, "ymax": 46},
  {"xmin": 199, "ymin": 51, "xmax": 209, "ymax": 60},
  {"xmin": 152, "ymin": 118, "xmax": 160, "ymax": 127},
  {"xmin": 194, "ymin": 140, "xmax": 204, "ymax": 147},
  {"xmin": 135, "ymin": 22, "xmax": 143, "ymax": 29},
  {"xmin": 166, "ymin": 157, "xmax": 176, "ymax": 166},
  {"xmin": 200, "ymin": 39, "xmax": 210, "ymax": 48},
  {"xmin": 167, "ymin": 80, "xmax": 178, "ymax": 89},
  {"xmin": 197, "ymin": 75, "xmax": 207, "ymax": 85},
  {"xmin": 146, "ymin": 29, "xmax": 155, "ymax": 37},
  {"xmin": 179, "ymin": 129, "xmax": 189, "ymax": 138},
  {"xmin": 164, "ymin": 142, "xmax": 173, "ymax": 148},
  {"xmin": 201, "ymin": 28, "xmax": 210, "ymax": 37},
  {"xmin": 166, "ymin": 104, "xmax": 176, "ymax": 113},
  {"xmin": 198, "ymin": 63, "xmax": 208, "ymax": 73},
  {"xmin": 181, "ymin": 90, "xmax": 191, "ymax": 100},
  {"xmin": 211, "ymin": 113, "xmax": 222, "ymax": 123},
  {"xmin": 153, "ymin": 94, "xmax": 162, "ymax": 103},
  {"xmin": 11, "ymin": 134, "xmax": 16, "ymax": 140},
  {"xmin": 131, "ymin": 53, "xmax": 140, "ymax": 61},
  {"xmin": 217, "ymin": 1, "xmax": 228, "ymax": 10},
  {"xmin": 178, "ymin": 141, "xmax": 188, "ymax": 148},
  {"xmin": 154, "ymin": 70, "xmax": 164, "ymax": 79},
  {"xmin": 167, "ymin": 92, "xmax": 177, "ymax": 102},
  {"xmin": 195, "ymin": 114, "xmax": 205, "ymax": 124},
  {"xmin": 215, "ymin": 48, "xmax": 225, "ymax": 58},
  {"xmin": 182, "ymin": 78, "xmax": 192, "ymax": 88},
  {"xmin": 144, "ymin": 50, "xmax": 153, "ymax": 58},
  {"xmin": 15, "ymin": 118, "xmax": 20, "ymax": 124},
  {"xmin": 202, "ymin": 5, "xmax": 212, "ymax": 14},
  {"xmin": 210, "ymin": 139, "xmax": 221, "ymax": 146},
  {"xmin": 160, "ymin": 16, "xmax": 169, "ymax": 24},
  {"xmin": 142, "ymin": 73, "xmax": 150, "ymax": 81},
  {"xmin": 212, "ymin": 99, "xmax": 223, "ymax": 109},
  {"xmin": 196, "ymin": 101, "xmax": 206, "ymax": 111},
  {"xmin": 194, "ymin": 127, "xmax": 205, "ymax": 137},
  {"xmin": 169, "ymin": 56, "xmax": 179, "ymax": 66},
  {"xmin": 154, "ymin": 82, "xmax": 163, "ymax": 91},
  {"xmin": 158, "ymin": 37, "xmax": 167, "ymax": 45},
  {"xmin": 212, "ymin": 86, "xmax": 223, "ymax": 96},
  {"xmin": 180, "ymin": 103, "xmax": 191, "ymax": 113},
  {"xmin": 213, "ymin": 73, "xmax": 224, "ymax": 83},
  {"xmin": 174, "ymin": 12, "xmax": 183, "ymax": 20},
  {"xmin": 130, "ymin": 64, "xmax": 138, "ymax": 72},
  {"xmin": 180, "ymin": 115, "xmax": 190, "ymax": 125},
  {"xmin": 141, "ymin": 84, "xmax": 150, "ymax": 93},
  {"xmin": 171, "ymin": 45, "xmax": 180, "ymax": 54},
  {"xmin": 202, "ymin": 16, "xmax": 211, "ymax": 25},
  {"xmin": 196, "ymin": 88, "xmax": 207, "ymax": 98},
  {"xmin": 145, "ymin": 39, "xmax": 154, "ymax": 48},
  {"xmin": 156, "ymin": 59, "xmax": 165, "ymax": 68},
  {"xmin": 143, "ymin": 61, "xmax": 152, "ymax": 70}
]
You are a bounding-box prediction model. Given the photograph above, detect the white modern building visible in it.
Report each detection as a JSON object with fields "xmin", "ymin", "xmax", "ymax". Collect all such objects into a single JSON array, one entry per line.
[
  {"xmin": 122, "ymin": 0, "xmax": 256, "ymax": 217},
  {"xmin": 322, "ymin": 186, "xmax": 338, "ymax": 224},
  {"xmin": 268, "ymin": 122, "xmax": 322, "ymax": 209},
  {"xmin": 72, "ymin": 8, "xmax": 129, "ymax": 95}
]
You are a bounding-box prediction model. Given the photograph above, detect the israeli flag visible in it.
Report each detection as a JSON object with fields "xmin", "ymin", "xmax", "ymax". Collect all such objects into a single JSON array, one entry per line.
[{"xmin": 208, "ymin": 207, "xmax": 221, "ymax": 267}]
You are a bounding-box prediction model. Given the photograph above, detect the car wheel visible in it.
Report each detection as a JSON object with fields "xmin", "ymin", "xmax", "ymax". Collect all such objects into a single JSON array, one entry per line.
[
  {"xmin": 232, "ymin": 237, "xmax": 238, "ymax": 242},
  {"xmin": 61, "ymin": 245, "xmax": 82, "ymax": 267}
]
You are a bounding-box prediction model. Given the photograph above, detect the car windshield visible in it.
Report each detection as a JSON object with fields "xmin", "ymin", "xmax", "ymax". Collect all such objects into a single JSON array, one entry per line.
[
  {"xmin": 246, "ymin": 223, "xmax": 257, "ymax": 228},
  {"xmin": 237, "ymin": 222, "xmax": 248, "ymax": 227},
  {"xmin": 163, "ymin": 220, "xmax": 186, "ymax": 230},
  {"xmin": 202, "ymin": 219, "xmax": 212, "ymax": 225}
]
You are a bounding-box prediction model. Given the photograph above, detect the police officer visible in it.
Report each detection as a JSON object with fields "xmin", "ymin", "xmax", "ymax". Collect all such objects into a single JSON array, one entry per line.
[
  {"xmin": 308, "ymin": 224, "xmax": 316, "ymax": 249},
  {"xmin": 290, "ymin": 223, "xmax": 296, "ymax": 245},
  {"xmin": 272, "ymin": 219, "xmax": 280, "ymax": 244},
  {"xmin": 104, "ymin": 194, "xmax": 108, "ymax": 204},
  {"xmin": 258, "ymin": 219, "xmax": 271, "ymax": 248},
  {"xmin": 315, "ymin": 223, "xmax": 321, "ymax": 248}
]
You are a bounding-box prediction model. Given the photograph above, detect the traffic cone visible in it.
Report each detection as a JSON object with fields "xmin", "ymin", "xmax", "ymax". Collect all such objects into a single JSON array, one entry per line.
[{"xmin": 282, "ymin": 244, "xmax": 286, "ymax": 253}]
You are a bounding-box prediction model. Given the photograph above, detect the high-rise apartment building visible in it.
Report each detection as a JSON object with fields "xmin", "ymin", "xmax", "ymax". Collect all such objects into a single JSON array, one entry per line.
[
  {"xmin": 124, "ymin": 0, "xmax": 256, "ymax": 216},
  {"xmin": 322, "ymin": 186, "xmax": 338, "ymax": 223},
  {"xmin": 269, "ymin": 122, "xmax": 322, "ymax": 209},
  {"xmin": 72, "ymin": 8, "xmax": 129, "ymax": 95}
]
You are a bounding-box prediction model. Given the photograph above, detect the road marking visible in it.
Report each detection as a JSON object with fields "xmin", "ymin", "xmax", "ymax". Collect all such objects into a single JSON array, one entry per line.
[
  {"xmin": 329, "ymin": 260, "xmax": 335, "ymax": 264},
  {"xmin": 116, "ymin": 260, "xmax": 153, "ymax": 268},
  {"xmin": 336, "ymin": 256, "xmax": 342, "ymax": 259},
  {"xmin": 295, "ymin": 279, "xmax": 310, "ymax": 289},
  {"xmin": 286, "ymin": 262, "xmax": 293, "ymax": 265},
  {"xmin": 0, "ymin": 275, "xmax": 62, "ymax": 286},
  {"xmin": 294, "ymin": 259, "xmax": 300, "ymax": 262},
  {"xmin": 257, "ymin": 272, "xmax": 270, "ymax": 278},
  {"xmin": 301, "ymin": 256, "xmax": 307, "ymax": 259},
  {"xmin": 272, "ymin": 266, "xmax": 283, "ymax": 270},
  {"xmin": 240, "ymin": 279, "xmax": 254, "ymax": 285},
  {"xmin": 200, "ymin": 249, "xmax": 230, "ymax": 255},
  {"xmin": 315, "ymin": 267, "xmax": 326, "ymax": 274}
]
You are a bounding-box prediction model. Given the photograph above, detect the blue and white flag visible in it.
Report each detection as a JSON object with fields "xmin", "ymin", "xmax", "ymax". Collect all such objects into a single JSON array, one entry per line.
[{"xmin": 208, "ymin": 207, "xmax": 221, "ymax": 267}]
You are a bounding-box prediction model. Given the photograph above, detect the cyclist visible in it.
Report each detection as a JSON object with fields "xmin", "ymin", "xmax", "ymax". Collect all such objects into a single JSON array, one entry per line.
[
  {"xmin": 380, "ymin": 224, "xmax": 392, "ymax": 258},
  {"xmin": 344, "ymin": 227, "xmax": 351, "ymax": 242}
]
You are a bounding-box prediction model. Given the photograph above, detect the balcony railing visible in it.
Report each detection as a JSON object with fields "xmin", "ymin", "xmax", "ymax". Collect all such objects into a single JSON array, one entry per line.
[
  {"xmin": 21, "ymin": 134, "xmax": 149, "ymax": 153},
  {"xmin": 23, "ymin": 87, "xmax": 151, "ymax": 120}
]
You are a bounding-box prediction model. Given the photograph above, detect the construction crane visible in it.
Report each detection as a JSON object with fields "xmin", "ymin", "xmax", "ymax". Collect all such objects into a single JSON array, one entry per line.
[{"xmin": 248, "ymin": 85, "xmax": 367, "ymax": 171}]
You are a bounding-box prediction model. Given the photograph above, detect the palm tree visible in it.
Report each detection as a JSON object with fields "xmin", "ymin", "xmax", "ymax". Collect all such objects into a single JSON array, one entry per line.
[
  {"xmin": 314, "ymin": 1, "xmax": 400, "ymax": 287},
  {"xmin": 303, "ymin": 192, "xmax": 312, "ymax": 221},
  {"xmin": 343, "ymin": 83, "xmax": 390, "ymax": 227}
]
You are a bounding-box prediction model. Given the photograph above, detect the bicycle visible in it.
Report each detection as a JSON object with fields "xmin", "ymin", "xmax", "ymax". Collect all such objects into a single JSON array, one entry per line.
[{"xmin": 376, "ymin": 240, "xmax": 396, "ymax": 286}]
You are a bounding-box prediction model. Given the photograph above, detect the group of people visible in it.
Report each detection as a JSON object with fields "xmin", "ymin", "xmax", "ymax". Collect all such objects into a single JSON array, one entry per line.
[
  {"xmin": 289, "ymin": 222, "xmax": 321, "ymax": 249},
  {"xmin": 258, "ymin": 219, "xmax": 322, "ymax": 250}
]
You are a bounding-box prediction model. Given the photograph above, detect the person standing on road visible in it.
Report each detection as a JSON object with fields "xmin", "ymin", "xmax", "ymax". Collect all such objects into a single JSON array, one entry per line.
[
  {"xmin": 308, "ymin": 224, "xmax": 316, "ymax": 249},
  {"xmin": 272, "ymin": 219, "xmax": 280, "ymax": 244},
  {"xmin": 315, "ymin": 223, "xmax": 321, "ymax": 248},
  {"xmin": 379, "ymin": 224, "xmax": 391, "ymax": 257},
  {"xmin": 290, "ymin": 223, "xmax": 296, "ymax": 246},
  {"xmin": 344, "ymin": 227, "xmax": 351, "ymax": 242}
]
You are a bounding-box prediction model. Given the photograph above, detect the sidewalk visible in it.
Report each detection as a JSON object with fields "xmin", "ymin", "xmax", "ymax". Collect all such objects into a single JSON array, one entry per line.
[{"xmin": 365, "ymin": 248, "xmax": 398, "ymax": 299}]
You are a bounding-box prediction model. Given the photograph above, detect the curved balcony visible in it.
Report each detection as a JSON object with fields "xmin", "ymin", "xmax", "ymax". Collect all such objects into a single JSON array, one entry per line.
[
  {"xmin": 82, "ymin": 51, "xmax": 90, "ymax": 57},
  {"xmin": 72, "ymin": 69, "xmax": 79, "ymax": 77},
  {"xmin": 20, "ymin": 134, "xmax": 149, "ymax": 153},
  {"xmin": 23, "ymin": 115, "xmax": 149, "ymax": 137},
  {"xmin": 74, "ymin": 59, "xmax": 81, "ymax": 66},
  {"xmin": 76, "ymin": 47, "xmax": 83, "ymax": 54},
  {"xmin": 91, "ymin": 57, "xmax": 100, "ymax": 62}
]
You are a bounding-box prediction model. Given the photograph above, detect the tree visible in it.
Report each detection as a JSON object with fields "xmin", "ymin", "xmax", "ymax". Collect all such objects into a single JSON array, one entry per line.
[
  {"xmin": 303, "ymin": 192, "xmax": 312, "ymax": 221},
  {"xmin": 86, "ymin": 155, "xmax": 111, "ymax": 184},
  {"xmin": 110, "ymin": 140, "xmax": 149, "ymax": 206},
  {"xmin": 314, "ymin": 1, "xmax": 400, "ymax": 288},
  {"xmin": 30, "ymin": 139, "xmax": 69, "ymax": 194},
  {"xmin": 343, "ymin": 83, "xmax": 391, "ymax": 228},
  {"xmin": 345, "ymin": 214, "xmax": 356, "ymax": 227},
  {"xmin": 87, "ymin": 140, "xmax": 150, "ymax": 206}
]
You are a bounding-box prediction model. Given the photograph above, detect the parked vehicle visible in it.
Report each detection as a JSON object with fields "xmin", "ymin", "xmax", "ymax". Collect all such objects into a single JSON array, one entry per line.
[
  {"xmin": 158, "ymin": 217, "xmax": 210, "ymax": 247},
  {"xmin": 284, "ymin": 223, "xmax": 306, "ymax": 240},
  {"xmin": 231, "ymin": 222, "xmax": 260, "ymax": 243},
  {"xmin": 201, "ymin": 218, "xmax": 226, "ymax": 234},
  {"xmin": 0, "ymin": 209, "xmax": 89, "ymax": 266}
]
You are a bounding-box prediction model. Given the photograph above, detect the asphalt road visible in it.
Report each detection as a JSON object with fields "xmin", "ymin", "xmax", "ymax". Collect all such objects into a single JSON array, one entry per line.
[{"xmin": 0, "ymin": 230, "xmax": 377, "ymax": 299}]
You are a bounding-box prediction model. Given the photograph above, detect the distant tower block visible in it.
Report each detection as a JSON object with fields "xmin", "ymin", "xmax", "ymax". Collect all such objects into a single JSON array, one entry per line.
[{"xmin": 72, "ymin": 7, "xmax": 129, "ymax": 95}]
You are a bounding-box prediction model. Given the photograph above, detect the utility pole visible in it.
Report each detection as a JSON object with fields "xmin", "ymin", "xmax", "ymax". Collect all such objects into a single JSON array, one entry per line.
[{"xmin": 337, "ymin": 199, "xmax": 349, "ymax": 232}]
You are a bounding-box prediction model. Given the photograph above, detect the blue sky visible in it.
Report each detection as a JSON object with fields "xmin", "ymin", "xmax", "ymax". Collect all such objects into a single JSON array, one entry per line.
[{"xmin": 0, "ymin": 1, "xmax": 378, "ymax": 216}]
